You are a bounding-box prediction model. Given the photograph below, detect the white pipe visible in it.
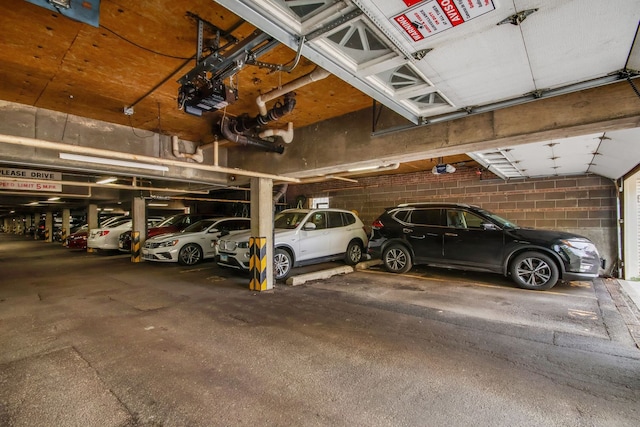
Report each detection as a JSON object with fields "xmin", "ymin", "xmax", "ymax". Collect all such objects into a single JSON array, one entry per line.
[
  {"xmin": 0, "ymin": 134, "xmax": 300, "ymax": 183},
  {"xmin": 256, "ymin": 67, "xmax": 330, "ymax": 116},
  {"xmin": 172, "ymin": 135, "xmax": 204, "ymax": 163},
  {"xmin": 259, "ymin": 122, "xmax": 294, "ymax": 144}
]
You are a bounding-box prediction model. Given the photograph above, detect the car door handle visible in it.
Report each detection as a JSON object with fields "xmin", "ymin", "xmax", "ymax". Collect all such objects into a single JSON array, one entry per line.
[
  {"xmin": 402, "ymin": 228, "xmax": 413, "ymax": 234},
  {"xmin": 410, "ymin": 235, "xmax": 425, "ymax": 239},
  {"xmin": 445, "ymin": 232, "xmax": 458, "ymax": 237}
]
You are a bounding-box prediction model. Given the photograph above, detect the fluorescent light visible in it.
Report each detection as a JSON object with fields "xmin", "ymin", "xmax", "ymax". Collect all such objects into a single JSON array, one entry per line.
[
  {"xmin": 59, "ymin": 153, "xmax": 169, "ymax": 172},
  {"xmin": 96, "ymin": 177, "xmax": 118, "ymax": 184},
  {"xmin": 47, "ymin": 197, "xmax": 61, "ymax": 201},
  {"xmin": 348, "ymin": 165, "xmax": 380, "ymax": 172},
  {"xmin": 148, "ymin": 203, "xmax": 169, "ymax": 207}
]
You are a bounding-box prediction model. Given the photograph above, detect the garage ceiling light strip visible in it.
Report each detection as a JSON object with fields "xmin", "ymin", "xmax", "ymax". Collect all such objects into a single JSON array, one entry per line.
[{"xmin": 59, "ymin": 153, "xmax": 169, "ymax": 172}]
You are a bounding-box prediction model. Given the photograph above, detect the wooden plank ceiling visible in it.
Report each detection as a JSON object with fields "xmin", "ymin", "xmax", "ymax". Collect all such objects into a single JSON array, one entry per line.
[{"xmin": 0, "ymin": 0, "xmax": 473, "ymax": 176}]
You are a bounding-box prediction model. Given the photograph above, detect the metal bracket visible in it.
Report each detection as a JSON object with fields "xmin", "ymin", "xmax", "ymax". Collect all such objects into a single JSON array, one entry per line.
[{"xmin": 497, "ymin": 9, "xmax": 538, "ymax": 26}]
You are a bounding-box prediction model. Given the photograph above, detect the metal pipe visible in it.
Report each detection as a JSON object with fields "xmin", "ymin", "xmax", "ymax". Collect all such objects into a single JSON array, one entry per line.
[
  {"xmin": 256, "ymin": 67, "xmax": 330, "ymax": 116},
  {"xmin": 260, "ymin": 122, "xmax": 294, "ymax": 144},
  {"xmin": 0, "ymin": 134, "xmax": 299, "ymax": 182},
  {"xmin": 171, "ymin": 135, "xmax": 204, "ymax": 163},
  {"xmin": 220, "ymin": 117, "xmax": 284, "ymax": 154}
]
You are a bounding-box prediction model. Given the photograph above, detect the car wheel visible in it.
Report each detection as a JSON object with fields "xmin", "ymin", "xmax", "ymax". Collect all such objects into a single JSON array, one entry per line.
[
  {"xmin": 178, "ymin": 243, "xmax": 202, "ymax": 266},
  {"xmin": 274, "ymin": 248, "xmax": 293, "ymax": 280},
  {"xmin": 344, "ymin": 240, "xmax": 363, "ymax": 265},
  {"xmin": 382, "ymin": 244, "xmax": 412, "ymax": 274},
  {"xmin": 509, "ymin": 251, "xmax": 559, "ymax": 290}
]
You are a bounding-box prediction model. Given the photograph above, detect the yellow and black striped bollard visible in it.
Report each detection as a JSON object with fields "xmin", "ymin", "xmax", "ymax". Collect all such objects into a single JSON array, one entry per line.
[
  {"xmin": 131, "ymin": 231, "xmax": 141, "ymax": 263},
  {"xmin": 249, "ymin": 237, "xmax": 268, "ymax": 291}
]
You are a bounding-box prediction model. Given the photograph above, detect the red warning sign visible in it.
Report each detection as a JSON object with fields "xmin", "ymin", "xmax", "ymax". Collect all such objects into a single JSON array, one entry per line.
[{"xmin": 394, "ymin": 0, "xmax": 496, "ymax": 42}]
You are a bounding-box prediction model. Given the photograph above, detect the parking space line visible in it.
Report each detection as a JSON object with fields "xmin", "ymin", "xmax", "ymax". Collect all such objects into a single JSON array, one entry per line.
[{"xmin": 360, "ymin": 268, "xmax": 595, "ymax": 298}]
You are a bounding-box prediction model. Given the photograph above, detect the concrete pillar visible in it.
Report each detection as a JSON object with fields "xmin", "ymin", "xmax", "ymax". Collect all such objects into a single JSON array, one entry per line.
[
  {"xmin": 34, "ymin": 212, "xmax": 40, "ymax": 239},
  {"xmin": 623, "ymin": 173, "xmax": 638, "ymax": 280},
  {"xmin": 131, "ymin": 196, "xmax": 147, "ymax": 262},
  {"xmin": 62, "ymin": 208, "xmax": 71, "ymax": 244},
  {"xmin": 87, "ymin": 205, "xmax": 99, "ymax": 252},
  {"xmin": 44, "ymin": 212, "xmax": 53, "ymax": 243},
  {"xmin": 250, "ymin": 177, "xmax": 274, "ymax": 291},
  {"xmin": 25, "ymin": 215, "xmax": 32, "ymax": 237}
]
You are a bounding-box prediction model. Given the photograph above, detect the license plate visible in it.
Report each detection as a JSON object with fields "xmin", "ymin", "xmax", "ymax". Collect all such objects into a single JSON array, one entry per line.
[{"xmin": 219, "ymin": 254, "xmax": 228, "ymax": 262}]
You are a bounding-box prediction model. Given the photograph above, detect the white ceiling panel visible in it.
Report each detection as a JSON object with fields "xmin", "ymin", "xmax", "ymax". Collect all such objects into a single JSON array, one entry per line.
[{"xmin": 520, "ymin": 0, "xmax": 640, "ymax": 89}]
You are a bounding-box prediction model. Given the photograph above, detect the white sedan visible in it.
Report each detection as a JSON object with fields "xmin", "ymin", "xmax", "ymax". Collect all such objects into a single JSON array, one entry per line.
[
  {"xmin": 142, "ymin": 217, "xmax": 250, "ymax": 266},
  {"xmin": 87, "ymin": 216, "xmax": 163, "ymax": 251}
]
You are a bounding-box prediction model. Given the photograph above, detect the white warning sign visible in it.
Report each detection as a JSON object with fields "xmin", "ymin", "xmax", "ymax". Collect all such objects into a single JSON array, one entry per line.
[{"xmin": 393, "ymin": 0, "xmax": 497, "ymax": 42}]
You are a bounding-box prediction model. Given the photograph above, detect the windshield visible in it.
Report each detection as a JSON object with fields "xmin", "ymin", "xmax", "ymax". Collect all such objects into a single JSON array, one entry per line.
[
  {"xmin": 274, "ymin": 211, "xmax": 308, "ymax": 229},
  {"xmin": 155, "ymin": 214, "xmax": 184, "ymax": 227},
  {"xmin": 476, "ymin": 208, "xmax": 519, "ymax": 229},
  {"xmin": 182, "ymin": 219, "xmax": 215, "ymax": 233}
]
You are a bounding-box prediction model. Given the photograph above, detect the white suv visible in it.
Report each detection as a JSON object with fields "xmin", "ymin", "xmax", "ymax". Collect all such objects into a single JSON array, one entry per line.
[{"xmin": 217, "ymin": 208, "xmax": 368, "ymax": 280}]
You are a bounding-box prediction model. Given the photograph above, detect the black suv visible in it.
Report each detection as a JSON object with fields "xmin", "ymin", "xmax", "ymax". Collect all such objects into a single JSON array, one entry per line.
[{"xmin": 368, "ymin": 203, "xmax": 602, "ymax": 290}]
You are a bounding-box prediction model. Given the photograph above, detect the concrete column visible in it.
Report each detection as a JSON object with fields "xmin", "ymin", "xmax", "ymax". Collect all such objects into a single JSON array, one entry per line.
[
  {"xmin": 25, "ymin": 215, "xmax": 32, "ymax": 237},
  {"xmin": 87, "ymin": 205, "xmax": 99, "ymax": 252},
  {"xmin": 623, "ymin": 174, "xmax": 638, "ymax": 280},
  {"xmin": 250, "ymin": 177, "xmax": 274, "ymax": 291},
  {"xmin": 45, "ymin": 212, "xmax": 53, "ymax": 243},
  {"xmin": 131, "ymin": 196, "xmax": 147, "ymax": 262},
  {"xmin": 34, "ymin": 212, "xmax": 40, "ymax": 239},
  {"xmin": 62, "ymin": 208, "xmax": 71, "ymax": 244}
]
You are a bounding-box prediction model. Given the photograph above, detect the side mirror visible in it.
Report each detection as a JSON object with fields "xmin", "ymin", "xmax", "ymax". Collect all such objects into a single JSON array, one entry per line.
[
  {"xmin": 303, "ymin": 222, "xmax": 317, "ymax": 231},
  {"xmin": 482, "ymin": 223, "xmax": 498, "ymax": 231},
  {"xmin": 207, "ymin": 228, "xmax": 219, "ymax": 234}
]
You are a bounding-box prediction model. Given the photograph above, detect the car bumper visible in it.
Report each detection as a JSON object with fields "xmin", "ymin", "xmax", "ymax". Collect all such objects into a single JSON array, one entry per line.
[
  {"xmin": 217, "ymin": 251, "xmax": 249, "ymax": 270},
  {"xmin": 141, "ymin": 247, "xmax": 179, "ymax": 262}
]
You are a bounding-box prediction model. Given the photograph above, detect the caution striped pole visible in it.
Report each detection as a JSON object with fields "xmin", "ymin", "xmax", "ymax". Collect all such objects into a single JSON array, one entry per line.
[
  {"xmin": 249, "ymin": 237, "xmax": 268, "ymax": 291},
  {"xmin": 131, "ymin": 231, "xmax": 141, "ymax": 263}
]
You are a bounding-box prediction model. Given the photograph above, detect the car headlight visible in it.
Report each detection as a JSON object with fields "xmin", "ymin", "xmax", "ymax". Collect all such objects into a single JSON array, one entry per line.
[
  {"xmin": 158, "ymin": 239, "xmax": 178, "ymax": 248},
  {"xmin": 237, "ymin": 241, "xmax": 249, "ymax": 249}
]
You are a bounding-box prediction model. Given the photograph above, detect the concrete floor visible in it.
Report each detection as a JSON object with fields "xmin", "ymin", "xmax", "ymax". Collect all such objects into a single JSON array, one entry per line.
[{"xmin": 1, "ymin": 233, "xmax": 640, "ymax": 427}]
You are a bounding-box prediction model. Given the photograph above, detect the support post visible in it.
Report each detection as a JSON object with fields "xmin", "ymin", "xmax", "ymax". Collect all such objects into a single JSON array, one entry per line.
[
  {"xmin": 249, "ymin": 177, "xmax": 273, "ymax": 291},
  {"xmin": 87, "ymin": 204, "xmax": 99, "ymax": 252}
]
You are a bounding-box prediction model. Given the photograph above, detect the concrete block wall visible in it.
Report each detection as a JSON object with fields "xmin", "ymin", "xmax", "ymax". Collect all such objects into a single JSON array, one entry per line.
[{"xmin": 287, "ymin": 168, "xmax": 618, "ymax": 273}]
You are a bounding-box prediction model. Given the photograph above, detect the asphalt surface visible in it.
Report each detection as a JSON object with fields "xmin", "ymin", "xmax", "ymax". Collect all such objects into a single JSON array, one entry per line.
[{"xmin": 1, "ymin": 233, "xmax": 639, "ymax": 427}]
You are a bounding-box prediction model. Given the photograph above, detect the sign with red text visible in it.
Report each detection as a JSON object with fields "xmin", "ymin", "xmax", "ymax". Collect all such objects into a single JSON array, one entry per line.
[
  {"xmin": 0, "ymin": 168, "xmax": 62, "ymax": 192},
  {"xmin": 394, "ymin": 0, "xmax": 496, "ymax": 42}
]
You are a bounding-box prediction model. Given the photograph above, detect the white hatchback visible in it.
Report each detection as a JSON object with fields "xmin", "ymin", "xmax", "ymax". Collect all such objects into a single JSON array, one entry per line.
[
  {"xmin": 142, "ymin": 217, "xmax": 250, "ymax": 266},
  {"xmin": 217, "ymin": 208, "xmax": 368, "ymax": 280}
]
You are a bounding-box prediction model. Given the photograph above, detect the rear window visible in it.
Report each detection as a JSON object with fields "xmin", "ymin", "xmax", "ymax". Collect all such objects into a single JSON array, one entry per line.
[{"xmin": 408, "ymin": 209, "xmax": 441, "ymax": 226}]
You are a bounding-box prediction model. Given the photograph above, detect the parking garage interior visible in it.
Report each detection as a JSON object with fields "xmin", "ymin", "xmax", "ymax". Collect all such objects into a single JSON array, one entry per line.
[{"xmin": 1, "ymin": 1, "xmax": 640, "ymax": 425}]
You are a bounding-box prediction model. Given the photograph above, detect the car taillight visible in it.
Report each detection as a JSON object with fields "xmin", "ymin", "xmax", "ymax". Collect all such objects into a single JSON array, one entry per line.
[
  {"xmin": 100, "ymin": 230, "xmax": 110, "ymax": 236},
  {"xmin": 371, "ymin": 219, "xmax": 384, "ymax": 229}
]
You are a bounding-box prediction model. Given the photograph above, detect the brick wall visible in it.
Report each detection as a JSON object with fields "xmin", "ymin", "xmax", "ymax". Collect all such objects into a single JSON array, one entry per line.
[{"xmin": 286, "ymin": 168, "xmax": 617, "ymax": 269}]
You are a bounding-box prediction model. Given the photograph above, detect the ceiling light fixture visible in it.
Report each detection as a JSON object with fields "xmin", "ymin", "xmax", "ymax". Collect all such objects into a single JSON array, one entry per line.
[
  {"xmin": 347, "ymin": 165, "xmax": 380, "ymax": 172},
  {"xmin": 148, "ymin": 203, "xmax": 169, "ymax": 207},
  {"xmin": 96, "ymin": 177, "xmax": 118, "ymax": 184},
  {"xmin": 59, "ymin": 153, "xmax": 169, "ymax": 172},
  {"xmin": 47, "ymin": 197, "xmax": 61, "ymax": 201}
]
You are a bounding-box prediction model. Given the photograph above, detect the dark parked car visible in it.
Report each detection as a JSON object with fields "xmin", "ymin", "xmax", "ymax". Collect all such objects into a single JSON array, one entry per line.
[{"xmin": 368, "ymin": 203, "xmax": 602, "ymax": 291}]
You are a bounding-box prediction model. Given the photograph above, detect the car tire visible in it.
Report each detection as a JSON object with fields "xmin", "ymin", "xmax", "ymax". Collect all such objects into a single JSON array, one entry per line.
[
  {"xmin": 178, "ymin": 243, "xmax": 202, "ymax": 266},
  {"xmin": 382, "ymin": 244, "xmax": 412, "ymax": 274},
  {"xmin": 344, "ymin": 240, "xmax": 363, "ymax": 265},
  {"xmin": 509, "ymin": 251, "xmax": 559, "ymax": 290},
  {"xmin": 274, "ymin": 248, "xmax": 293, "ymax": 281}
]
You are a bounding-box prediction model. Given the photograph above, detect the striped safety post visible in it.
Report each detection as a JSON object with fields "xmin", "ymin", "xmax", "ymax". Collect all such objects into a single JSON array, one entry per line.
[
  {"xmin": 249, "ymin": 237, "xmax": 268, "ymax": 291},
  {"xmin": 61, "ymin": 228, "xmax": 67, "ymax": 246},
  {"xmin": 44, "ymin": 229, "xmax": 50, "ymax": 241},
  {"xmin": 131, "ymin": 231, "xmax": 141, "ymax": 263}
]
